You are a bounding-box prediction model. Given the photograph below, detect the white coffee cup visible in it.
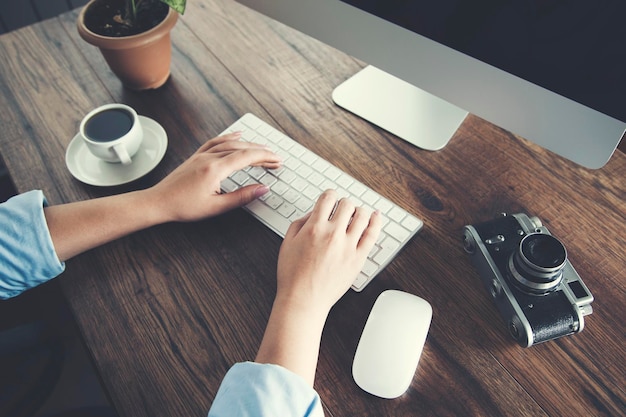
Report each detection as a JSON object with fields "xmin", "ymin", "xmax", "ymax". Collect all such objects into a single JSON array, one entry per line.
[{"xmin": 79, "ymin": 103, "xmax": 143, "ymax": 165}]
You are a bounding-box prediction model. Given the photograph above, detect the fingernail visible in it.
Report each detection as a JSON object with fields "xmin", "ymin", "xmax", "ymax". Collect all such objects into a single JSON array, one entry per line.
[{"xmin": 255, "ymin": 185, "xmax": 270, "ymax": 198}]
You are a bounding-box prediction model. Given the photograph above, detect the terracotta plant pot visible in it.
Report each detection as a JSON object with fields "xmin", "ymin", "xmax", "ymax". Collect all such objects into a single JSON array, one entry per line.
[{"xmin": 77, "ymin": 1, "xmax": 178, "ymax": 90}]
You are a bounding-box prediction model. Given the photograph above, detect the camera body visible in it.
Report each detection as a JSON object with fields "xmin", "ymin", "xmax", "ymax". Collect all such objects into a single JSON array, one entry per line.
[{"xmin": 463, "ymin": 213, "xmax": 593, "ymax": 347}]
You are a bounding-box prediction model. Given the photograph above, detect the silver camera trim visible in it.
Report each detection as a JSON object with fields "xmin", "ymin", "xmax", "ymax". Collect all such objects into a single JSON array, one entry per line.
[
  {"xmin": 464, "ymin": 224, "xmax": 535, "ymax": 347},
  {"xmin": 508, "ymin": 254, "xmax": 564, "ymax": 293}
]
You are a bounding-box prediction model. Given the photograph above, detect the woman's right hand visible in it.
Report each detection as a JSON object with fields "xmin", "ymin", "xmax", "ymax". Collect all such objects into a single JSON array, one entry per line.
[{"xmin": 275, "ymin": 189, "xmax": 382, "ymax": 315}]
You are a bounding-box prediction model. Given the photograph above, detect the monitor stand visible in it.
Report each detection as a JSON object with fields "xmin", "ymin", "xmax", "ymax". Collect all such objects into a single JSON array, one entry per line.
[{"xmin": 332, "ymin": 65, "xmax": 468, "ymax": 151}]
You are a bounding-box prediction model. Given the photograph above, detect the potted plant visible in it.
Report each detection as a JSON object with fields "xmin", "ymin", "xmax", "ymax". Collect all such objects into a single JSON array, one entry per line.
[{"xmin": 77, "ymin": 0, "xmax": 187, "ymax": 90}]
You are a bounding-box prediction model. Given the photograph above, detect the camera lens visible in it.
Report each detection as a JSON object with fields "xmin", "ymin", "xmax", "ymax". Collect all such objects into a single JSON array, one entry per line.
[
  {"xmin": 521, "ymin": 233, "xmax": 566, "ymax": 269},
  {"xmin": 508, "ymin": 233, "xmax": 567, "ymax": 294}
]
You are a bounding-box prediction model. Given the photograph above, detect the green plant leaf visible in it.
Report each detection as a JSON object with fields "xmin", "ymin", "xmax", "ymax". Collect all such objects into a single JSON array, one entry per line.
[{"xmin": 160, "ymin": 0, "xmax": 186, "ymax": 14}]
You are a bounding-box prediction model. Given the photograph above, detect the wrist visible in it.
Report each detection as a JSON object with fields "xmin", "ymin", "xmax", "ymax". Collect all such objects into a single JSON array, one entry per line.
[
  {"xmin": 255, "ymin": 293, "xmax": 329, "ymax": 385},
  {"xmin": 133, "ymin": 187, "xmax": 176, "ymax": 225},
  {"xmin": 272, "ymin": 291, "xmax": 331, "ymax": 328}
]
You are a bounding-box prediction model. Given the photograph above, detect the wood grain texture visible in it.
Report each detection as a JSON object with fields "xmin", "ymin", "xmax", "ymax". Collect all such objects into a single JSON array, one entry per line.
[{"xmin": 0, "ymin": 0, "xmax": 624, "ymax": 416}]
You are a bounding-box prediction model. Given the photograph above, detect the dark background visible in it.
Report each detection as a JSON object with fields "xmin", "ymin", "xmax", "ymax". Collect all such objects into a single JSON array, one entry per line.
[{"xmin": 341, "ymin": 0, "xmax": 626, "ymax": 122}]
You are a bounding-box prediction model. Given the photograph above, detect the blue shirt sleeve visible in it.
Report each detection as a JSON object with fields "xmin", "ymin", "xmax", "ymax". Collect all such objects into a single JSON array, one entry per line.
[
  {"xmin": 208, "ymin": 362, "xmax": 324, "ymax": 417},
  {"xmin": 0, "ymin": 190, "xmax": 65, "ymax": 299}
]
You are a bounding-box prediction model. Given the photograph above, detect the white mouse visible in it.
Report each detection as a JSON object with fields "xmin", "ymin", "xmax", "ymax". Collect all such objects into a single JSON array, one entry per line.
[{"xmin": 352, "ymin": 290, "xmax": 432, "ymax": 399}]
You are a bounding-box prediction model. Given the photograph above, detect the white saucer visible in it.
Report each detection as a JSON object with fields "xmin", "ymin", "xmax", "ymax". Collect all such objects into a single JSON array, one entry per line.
[{"xmin": 66, "ymin": 116, "xmax": 168, "ymax": 186}]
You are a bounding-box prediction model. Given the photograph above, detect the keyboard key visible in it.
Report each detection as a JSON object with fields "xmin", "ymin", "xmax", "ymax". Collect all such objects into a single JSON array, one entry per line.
[
  {"xmin": 277, "ymin": 202, "xmax": 296, "ymax": 218},
  {"xmin": 384, "ymin": 222, "xmax": 412, "ymax": 242}
]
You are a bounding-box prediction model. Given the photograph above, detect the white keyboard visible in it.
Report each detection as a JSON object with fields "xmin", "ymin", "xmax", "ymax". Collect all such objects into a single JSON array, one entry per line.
[{"xmin": 220, "ymin": 114, "xmax": 423, "ymax": 291}]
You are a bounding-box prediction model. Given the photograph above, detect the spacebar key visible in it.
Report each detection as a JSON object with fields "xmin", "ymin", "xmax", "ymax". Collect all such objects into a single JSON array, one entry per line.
[{"xmin": 245, "ymin": 199, "xmax": 291, "ymax": 237}]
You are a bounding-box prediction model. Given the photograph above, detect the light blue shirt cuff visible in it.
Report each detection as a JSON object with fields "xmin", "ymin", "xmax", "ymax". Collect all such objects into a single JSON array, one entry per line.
[
  {"xmin": 208, "ymin": 362, "xmax": 324, "ymax": 417},
  {"xmin": 0, "ymin": 190, "xmax": 65, "ymax": 299}
]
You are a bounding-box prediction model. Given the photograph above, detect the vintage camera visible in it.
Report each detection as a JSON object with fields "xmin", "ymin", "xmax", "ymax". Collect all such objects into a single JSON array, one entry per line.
[{"xmin": 462, "ymin": 213, "xmax": 593, "ymax": 347}]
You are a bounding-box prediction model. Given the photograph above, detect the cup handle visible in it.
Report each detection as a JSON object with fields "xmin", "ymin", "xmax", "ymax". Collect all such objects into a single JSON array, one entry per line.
[{"xmin": 112, "ymin": 143, "xmax": 132, "ymax": 165}]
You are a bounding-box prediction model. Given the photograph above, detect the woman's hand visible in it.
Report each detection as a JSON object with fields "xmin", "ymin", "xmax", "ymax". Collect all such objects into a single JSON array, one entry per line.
[
  {"xmin": 276, "ymin": 189, "xmax": 382, "ymax": 314},
  {"xmin": 147, "ymin": 132, "xmax": 282, "ymax": 223}
]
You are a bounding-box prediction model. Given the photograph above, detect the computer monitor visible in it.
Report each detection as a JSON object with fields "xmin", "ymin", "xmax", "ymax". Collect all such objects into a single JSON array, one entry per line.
[{"xmin": 236, "ymin": 0, "xmax": 626, "ymax": 169}]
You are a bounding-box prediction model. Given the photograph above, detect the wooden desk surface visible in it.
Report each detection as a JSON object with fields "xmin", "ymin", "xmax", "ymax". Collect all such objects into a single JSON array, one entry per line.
[{"xmin": 0, "ymin": 1, "xmax": 624, "ymax": 416}]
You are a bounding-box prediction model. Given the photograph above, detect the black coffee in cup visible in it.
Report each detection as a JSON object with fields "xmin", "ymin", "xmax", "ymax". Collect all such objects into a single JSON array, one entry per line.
[{"xmin": 84, "ymin": 108, "xmax": 134, "ymax": 142}]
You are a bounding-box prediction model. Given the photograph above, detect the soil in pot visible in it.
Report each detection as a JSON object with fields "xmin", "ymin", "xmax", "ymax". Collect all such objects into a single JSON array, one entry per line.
[{"xmin": 84, "ymin": 0, "xmax": 169, "ymax": 37}]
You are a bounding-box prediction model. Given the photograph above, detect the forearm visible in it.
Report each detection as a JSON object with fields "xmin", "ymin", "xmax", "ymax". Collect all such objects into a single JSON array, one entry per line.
[
  {"xmin": 255, "ymin": 297, "xmax": 329, "ymax": 386},
  {"xmin": 43, "ymin": 188, "xmax": 167, "ymax": 261}
]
